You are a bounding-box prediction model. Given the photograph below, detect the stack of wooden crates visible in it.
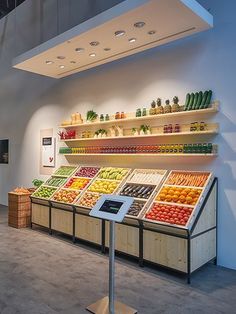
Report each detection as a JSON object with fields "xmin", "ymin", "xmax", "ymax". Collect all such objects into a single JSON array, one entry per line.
[{"xmin": 8, "ymin": 192, "xmax": 31, "ymax": 228}]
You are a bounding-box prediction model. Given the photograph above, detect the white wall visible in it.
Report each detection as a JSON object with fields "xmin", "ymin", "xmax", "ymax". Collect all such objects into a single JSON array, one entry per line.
[{"xmin": 0, "ymin": 0, "xmax": 235, "ymax": 270}]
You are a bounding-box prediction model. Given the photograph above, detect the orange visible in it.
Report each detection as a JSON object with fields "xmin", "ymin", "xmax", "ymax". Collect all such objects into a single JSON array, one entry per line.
[
  {"xmin": 168, "ymin": 189, "xmax": 175, "ymax": 195},
  {"xmin": 188, "ymin": 191, "xmax": 196, "ymax": 198},
  {"xmin": 180, "ymin": 191, "xmax": 187, "ymax": 196},
  {"xmin": 172, "ymin": 195, "xmax": 178, "ymax": 202}
]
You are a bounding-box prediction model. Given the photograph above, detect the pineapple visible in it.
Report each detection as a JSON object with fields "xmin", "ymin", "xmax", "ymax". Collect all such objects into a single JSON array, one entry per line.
[
  {"xmin": 149, "ymin": 100, "xmax": 156, "ymax": 115},
  {"xmin": 172, "ymin": 96, "xmax": 180, "ymax": 112},
  {"xmin": 156, "ymin": 98, "xmax": 164, "ymax": 114},
  {"xmin": 164, "ymin": 99, "xmax": 172, "ymax": 113}
]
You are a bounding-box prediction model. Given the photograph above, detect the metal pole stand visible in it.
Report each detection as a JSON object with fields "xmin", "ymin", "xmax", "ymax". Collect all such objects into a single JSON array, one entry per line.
[{"xmin": 87, "ymin": 221, "xmax": 137, "ymax": 314}]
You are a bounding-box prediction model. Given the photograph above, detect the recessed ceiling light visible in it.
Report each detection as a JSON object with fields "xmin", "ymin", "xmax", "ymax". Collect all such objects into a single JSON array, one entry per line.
[
  {"xmin": 46, "ymin": 61, "xmax": 53, "ymax": 65},
  {"xmin": 129, "ymin": 38, "xmax": 137, "ymax": 43},
  {"xmin": 90, "ymin": 41, "xmax": 100, "ymax": 46},
  {"xmin": 70, "ymin": 61, "xmax": 76, "ymax": 64},
  {"xmin": 134, "ymin": 21, "xmax": 145, "ymax": 28},
  {"xmin": 148, "ymin": 30, "xmax": 156, "ymax": 35},
  {"xmin": 104, "ymin": 48, "xmax": 111, "ymax": 51},
  {"xmin": 59, "ymin": 65, "xmax": 65, "ymax": 69},
  {"xmin": 75, "ymin": 48, "xmax": 84, "ymax": 52},
  {"xmin": 57, "ymin": 56, "xmax": 65, "ymax": 60},
  {"xmin": 115, "ymin": 30, "xmax": 125, "ymax": 37},
  {"xmin": 89, "ymin": 53, "xmax": 96, "ymax": 57}
]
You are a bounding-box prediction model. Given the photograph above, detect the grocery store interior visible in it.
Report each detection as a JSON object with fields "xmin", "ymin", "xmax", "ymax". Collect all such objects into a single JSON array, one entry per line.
[{"xmin": 0, "ymin": 0, "xmax": 236, "ymax": 313}]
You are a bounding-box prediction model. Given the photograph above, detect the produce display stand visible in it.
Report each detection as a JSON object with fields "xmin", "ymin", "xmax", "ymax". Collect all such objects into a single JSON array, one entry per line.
[{"xmin": 31, "ymin": 167, "xmax": 217, "ymax": 283}]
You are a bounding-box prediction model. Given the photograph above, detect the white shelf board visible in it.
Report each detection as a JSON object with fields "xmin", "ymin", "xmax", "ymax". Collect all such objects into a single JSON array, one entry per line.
[{"xmin": 59, "ymin": 104, "xmax": 219, "ymax": 129}]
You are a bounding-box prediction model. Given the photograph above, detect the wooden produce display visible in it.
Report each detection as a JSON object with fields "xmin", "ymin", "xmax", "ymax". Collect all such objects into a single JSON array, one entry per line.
[
  {"xmin": 30, "ymin": 165, "xmax": 217, "ymax": 283},
  {"xmin": 8, "ymin": 191, "xmax": 31, "ymax": 228}
]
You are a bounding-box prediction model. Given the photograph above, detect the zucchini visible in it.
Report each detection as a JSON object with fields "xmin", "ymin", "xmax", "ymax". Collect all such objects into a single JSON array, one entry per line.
[
  {"xmin": 199, "ymin": 91, "xmax": 208, "ymax": 109},
  {"xmin": 196, "ymin": 91, "xmax": 203, "ymax": 109},
  {"xmin": 192, "ymin": 92, "xmax": 199, "ymax": 110},
  {"xmin": 205, "ymin": 90, "xmax": 212, "ymax": 108},
  {"xmin": 188, "ymin": 93, "xmax": 195, "ymax": 110},
  {"xmin": 184, "ymin": 93, "xmax": 190, "ymax": 111}
]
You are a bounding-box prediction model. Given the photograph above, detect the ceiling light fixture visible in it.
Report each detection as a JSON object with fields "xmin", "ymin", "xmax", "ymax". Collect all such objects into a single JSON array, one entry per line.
[
  {"xmin": 148, "ymin": 30, "xmax": 156, "ymax": 35},
  {"xmin": 57, "ymin": 56, "xmax": 65, "ymax": 60},
  {"xmin": 134, "ymin": 21, "xmax": 145, "ymax": 28},
  {"xmin": 90, "ymin": 41, "xmax": 100, "ymax": 46},
  {"xmin": 75, "ymin": 48, "xmax": 84, "ymax": 52},
  {"xmin": 104, "ymin": 48, "xmax": 111, "ymax": 51},
  {"xmin": 129, "ymin": 38, "xmax": 136, "ymax": 43},
  {"xmin": 70, "ymin": 61, "xmax": 76, "ymax": 64},
  {"xmin": 89, "ymin": 53, "xmax": 96, "ymax": 57},
  {"xmin": 59, "ymin": 65, "xmax": 65, "ymax": 69},
  {"xmin": 115, "ymin": 30, "xmax": 125, "ymax": 37},
  {"xmin": 45, "ymin": 61, "xmax": 53, "ymax": 65}
]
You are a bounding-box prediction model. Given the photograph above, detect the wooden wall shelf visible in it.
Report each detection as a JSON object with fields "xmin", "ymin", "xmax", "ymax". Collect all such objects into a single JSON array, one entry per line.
[{"xmin": 59, "ymin": 103, "xmax": 219, "ymax": 129}]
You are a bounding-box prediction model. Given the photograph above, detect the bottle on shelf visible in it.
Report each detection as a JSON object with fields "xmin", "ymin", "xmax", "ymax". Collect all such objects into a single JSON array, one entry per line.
[
  {"xmin": 164, "ymin": 99, "xmax": 172, "ymax": 113},
  {"xmin": 149, "ymin": 101, "xmax": 156, "ymax": 115}
]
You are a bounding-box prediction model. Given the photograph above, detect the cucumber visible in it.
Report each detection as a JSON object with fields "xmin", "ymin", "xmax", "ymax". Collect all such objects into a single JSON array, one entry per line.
[
  {"xmin": 184, "ymin": 93, "xmax": 191, "ymax": 111},
  {"xmin": 192, "ymin": 92, "xmax": 199, "ymax": 110},
  {"xmin": 188, "ymin": 93, "xmax": 195, "ymax": 110},
  {"xmin": 196, "ymin": 91, "xmax": 203, "ymax": 109},
  {"xmin": 199, "ymin": 91, "xmax": 208, "ymax": 109},
  {"xmin": 205, "ymin": 90, "xmax": 212, "ymax": 108}
]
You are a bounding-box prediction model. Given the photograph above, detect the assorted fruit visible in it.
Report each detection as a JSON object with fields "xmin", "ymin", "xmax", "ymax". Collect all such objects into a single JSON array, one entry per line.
[
  {"xmin": 54, "ymin": 166, "xmax": 77, "ymax": 177},
  {"xmin": 166, "ymin": 172, "xmax": 209, "ymax": 187},
  {"xmin": 64, "ymin": 178, "xmax": 91, "ymax": 190},
  {"xmin": 98, "ymin": 167, "xmax": 129, "ymax": 180},
  {"xmin": 45, "ymin": 177, "xmax": 66, "ymax": 187},
  {"xmin": 120, "ymin": 183, "xmax": 155, "ymax": 199},
  {"xmin": 128, "ymin": 170, "xmax": 164, "ymax": 185},
  {"xmin": 33, "ymin": 186, "xmax": 56, "ymax": 199},
  {"xmin": 126, "ymin": 201, "xmax": 145, "ymax": 217},
  {"xmin": 13, "ymin": 187, "xmax": 30, "ymax": 194},
  {"xmin": 156, "ymin": 186, "xmax": 201, "ymax": 205},
  {"xmin": 77, "ymin": 192, "xmax": 101, "ymax": 208},
  {"xmin": 88, "ymin": 180, "xmax": 119, "ymax": 194},
  {"xmin": 145, "ymin": 203, "xmax": 193, "ymax": 226},
  {"xmin": 52, "ymin": 189, "xmax": 80, "ymax": 204},
  {"xmin": 75, "ymin": 167, "xmax": 100, "ymax": 178}
]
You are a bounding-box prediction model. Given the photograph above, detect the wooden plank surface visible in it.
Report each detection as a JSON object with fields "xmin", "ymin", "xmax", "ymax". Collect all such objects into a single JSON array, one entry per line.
[
  {"xmin": 105, "ymin": 222, "xmax": 139, "ymax": 257},
  {"xmin": 75, "ymin": 214, "xmax": 101, "ymax": 245},
  {"xmin": 143, "ymin": 230, "xmax": 187, "ymax": 272},
  {"xmin": 31, "ymin": 203, "xmax": 49, "ymax": 227},
  {"xmin": 51, "ymin": 208, "xmax": 73, "ymax": 235}
]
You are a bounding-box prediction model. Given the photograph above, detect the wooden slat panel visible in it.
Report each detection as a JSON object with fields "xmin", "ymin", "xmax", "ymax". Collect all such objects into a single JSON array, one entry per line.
[
  {"xmin": 192, "ymin": 184, "xmax": 216, "ymax": 236},
  {"xmin": 143, "ymin": 230, "xmax": 187, "ymax": 272},
  {"xmin": 51, "ymin": 208, "xmax": 73, "ymax": 235},
  {"xmin": 191, "ymin": 229, "xmax": 216, "ymax": 272},
  {"xmin": 105, "ymin": 222, "xmax": 139, "ymax": 257},
  {"xmin": 75, "ymin": 214, "xmax": 101, "ymax": 245},
  {"xmin": 32, "ymin": 203, "xmax": 49, "ymax": 227}
]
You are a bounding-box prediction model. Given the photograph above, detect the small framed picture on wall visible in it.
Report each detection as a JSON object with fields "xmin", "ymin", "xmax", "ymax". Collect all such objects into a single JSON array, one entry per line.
[{"xmin": 0, "ymin": 139, "xmax": 9, "ymax": 164}]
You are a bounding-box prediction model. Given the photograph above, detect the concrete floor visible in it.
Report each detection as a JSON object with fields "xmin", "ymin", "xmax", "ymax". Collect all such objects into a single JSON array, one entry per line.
[{"xmin": 0, "ymin": 206, "xmax": 236, "ymax": 314}]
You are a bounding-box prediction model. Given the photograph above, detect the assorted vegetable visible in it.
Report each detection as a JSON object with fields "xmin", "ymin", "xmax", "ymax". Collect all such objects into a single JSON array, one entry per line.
[
  {"xmin": 45, "ymin": 177, "xmax": 66, "ymax": 187},
  {"xmin": 86, "ymin": 110, "xmax": 98, "ymax": 122},
  {"xmin": 54, "ymin": 166, "xmax": 77, "ymax": 176},
  {"xmin": 184, "ymin": 90, "xmax": 212, "ymax": 111},
  {"xmin": 145, "ymin": 203, "xmax": 193, "ymax": 226},
  {"xmin": 75, "ymin": 167, "xmax": 100, "ymax": 178},
  {"xmin": 32, "ymin": 179, "xmax": 44, "ymax": 187},
  {"xmin": 77, "ymin": 192, "xmax": 101, "ymax": 208},
  {"xmin": 64, "ymin": 178, "xmax": 91, "ymax": 190},
  {"xmin": 166, "ymin": 172, "xmax": 209, "ymax": 187},
  {"xmin": 33, "ymin": 186, "xmax": 56, "ymax": 199},
  {"xmin": 120, "ymin": 183, "xmax": 155, "ymax": 199},
  {"xmin": 52, "ymin": 189, "xmax": 80, "ymax": 204}
]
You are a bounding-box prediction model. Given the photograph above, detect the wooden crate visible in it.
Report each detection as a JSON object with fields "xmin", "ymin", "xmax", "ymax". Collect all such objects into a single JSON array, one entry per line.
[
  {"xmin": 8, "ymin": 192, "xmax": 31, "ymax": 203},
  {"xmin": 8, "ymin": 192, "xmax": 31, "ymax": 228},
  {"xmin": 8, "ymin": 215, "xmax": 31, "ymax": 229}
]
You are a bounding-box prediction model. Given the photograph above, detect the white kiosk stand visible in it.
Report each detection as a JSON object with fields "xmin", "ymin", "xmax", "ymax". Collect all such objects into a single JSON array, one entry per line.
[{"xmin": 86, "ymin": 195, "xmax": 137, "ymax": 314}]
